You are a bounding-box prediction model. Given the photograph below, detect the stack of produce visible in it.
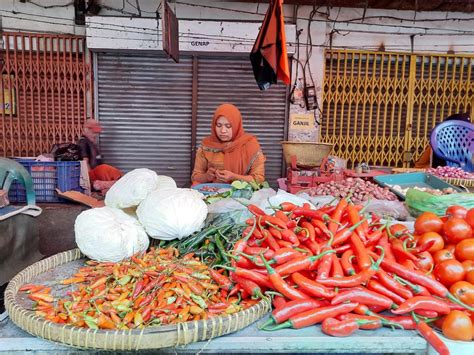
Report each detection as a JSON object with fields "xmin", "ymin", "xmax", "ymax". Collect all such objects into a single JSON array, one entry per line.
[
  {"xmin": 217, "ymin": 201, "xmax": 474, "ymax": 353},
  {"xmin": 305, "ymin": 178, "xmax": 397, "ymax": 204},
  {"xmin": 19, "ymin": 247, "xmax": 259, "ymax": 329},
  {"xmin": 427, "ymin": 167, "xmax": 474, "ymax": 180}
]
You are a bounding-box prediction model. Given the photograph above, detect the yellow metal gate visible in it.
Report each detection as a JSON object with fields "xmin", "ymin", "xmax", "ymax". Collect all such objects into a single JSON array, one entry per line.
[{"xmin": 321, "ymin": 50, "xmax": 474, "ymax": 168}]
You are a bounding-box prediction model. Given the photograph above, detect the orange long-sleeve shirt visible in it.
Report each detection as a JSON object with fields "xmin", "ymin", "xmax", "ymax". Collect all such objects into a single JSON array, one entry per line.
[{"xmin": 192, "ymin": 147, "xmax": 265, "ymax": 184}]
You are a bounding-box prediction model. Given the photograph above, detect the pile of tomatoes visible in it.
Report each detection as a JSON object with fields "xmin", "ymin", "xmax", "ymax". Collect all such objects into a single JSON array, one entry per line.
[{"xmin": 412, "ymin": 206, "xmax": 474, "ymax": 341}]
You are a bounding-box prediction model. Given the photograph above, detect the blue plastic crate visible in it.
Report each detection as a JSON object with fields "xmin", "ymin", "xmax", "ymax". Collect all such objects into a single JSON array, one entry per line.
[{"xmin": 8, "ymin": 159, "xmax": 83, "ymax": 203}]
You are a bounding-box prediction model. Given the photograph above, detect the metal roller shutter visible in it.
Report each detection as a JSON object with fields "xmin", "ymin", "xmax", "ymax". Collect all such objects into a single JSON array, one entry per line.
[
  {"xmin": 196, "ymin": 56, "xmax": 288, "ymax": 187},
  {"xmin": 95, "ymin": 53, "xmax": 193, "ymax": 187}
]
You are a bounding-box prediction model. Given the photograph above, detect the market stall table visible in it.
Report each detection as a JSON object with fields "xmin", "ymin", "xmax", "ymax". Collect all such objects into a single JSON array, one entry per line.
[{"xmin": 0, "ymin": 314, "xmax": 428, "ymax": 354}]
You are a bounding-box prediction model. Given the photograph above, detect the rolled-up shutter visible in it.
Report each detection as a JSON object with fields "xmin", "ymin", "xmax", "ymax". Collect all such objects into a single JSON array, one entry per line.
[
  {"xmin": 96, "ymin": 53, "xmax": 193, "ymax": 187},
  {"xmin": 196, "ymin": 56, "xmax": 288, "ymax": 187}
]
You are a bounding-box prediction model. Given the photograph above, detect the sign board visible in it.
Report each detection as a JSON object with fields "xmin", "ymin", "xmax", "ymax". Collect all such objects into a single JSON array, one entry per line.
[
  {"xmin": 289, "ymin": 113, "xmax": 315, "ymax": 130},
  {"xmin": 162, "ymin": 1, "xmax": 179, "ymax": 63},
  {"xmin": 1, "ymin": 75, "xmax": 16, "ymax": 115}
]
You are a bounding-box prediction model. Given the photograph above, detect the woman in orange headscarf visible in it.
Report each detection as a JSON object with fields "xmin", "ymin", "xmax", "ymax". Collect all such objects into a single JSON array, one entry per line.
[{"xmin": 192, "ymin": 103, "xmax": 266, "ymax": 184}]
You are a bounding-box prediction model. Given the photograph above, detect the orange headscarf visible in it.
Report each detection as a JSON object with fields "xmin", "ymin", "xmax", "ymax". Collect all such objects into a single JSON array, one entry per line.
[{"xmin": 202, "ymin": 103, "xmax": 262, "ymax": 175}]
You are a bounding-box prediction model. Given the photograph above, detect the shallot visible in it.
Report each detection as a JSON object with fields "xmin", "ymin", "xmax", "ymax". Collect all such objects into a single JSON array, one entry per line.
[{"xmin": 427, "ymin": 166, "xmax": 474, "ymax": 180}]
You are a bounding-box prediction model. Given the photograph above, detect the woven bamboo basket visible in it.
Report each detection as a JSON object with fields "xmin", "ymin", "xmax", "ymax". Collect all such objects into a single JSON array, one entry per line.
[
  {"xmin": 442, "ymin": 177, "xmax": 474, "ymax": 188},
  {"xmin": 5, "ymin": 249, "xmax": 271, "ymax": 351}
]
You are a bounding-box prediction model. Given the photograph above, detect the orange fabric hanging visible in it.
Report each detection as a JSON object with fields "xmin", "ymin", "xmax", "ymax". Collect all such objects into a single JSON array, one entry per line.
[
  {"xmin": 250, "ymin": 0, "xmax": 290, "ymax": 90},
  {"xmin": 201, "ymin": 103, "xmax": 262, "ymax": 176}
]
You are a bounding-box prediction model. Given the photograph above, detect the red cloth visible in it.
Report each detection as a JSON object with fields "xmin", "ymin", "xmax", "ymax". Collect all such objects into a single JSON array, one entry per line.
[
  {"xmin": 89, "ymin": 164, "xmax": 122, "ymax": 183},
  {"xmin": 250, "ymin": 0, "xmax": 290, "ymax": 89}
]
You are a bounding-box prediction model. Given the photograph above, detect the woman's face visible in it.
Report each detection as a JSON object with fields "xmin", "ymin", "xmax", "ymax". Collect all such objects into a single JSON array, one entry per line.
[{"xmin": 215, "ymin": 116, "xmax": 233, "ymax": 142}]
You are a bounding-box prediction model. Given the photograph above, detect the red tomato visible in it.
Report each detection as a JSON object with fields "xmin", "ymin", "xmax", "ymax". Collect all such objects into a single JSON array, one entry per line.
[
  {"xmin": 442, "ymin": 310, "xmax": 473, "ymax": 341},
  {"xmin": 446, "ymin": 205, "xmax": 468, "ymax": 219},
  {"xmin": 466, "ymin": 270, "xmax": 474, "ymax": 285},
  {"xmin": 466, "ymin": 208, "xmax": 474, "ymax": 229},
  {"xmin": 443, "ymin": 217, "xmax": 473, "ymax": 244},
  {"xmin": 462, "ymin": 260, "xmax": 474, "ymax": 274},
  {"xmin": 450, "ymin": 281, "xmax": 474, "ymax": 306},
  {"xmin": 417, "ymin": 232, "xmax": 444, "ymax": 253},
  {"xmin": 434, "ymin": 259, "xmax": 466, "ymax": 287},
  {"xmin": 455, "ymin": 239, "xmax": 474, "ymax": 262},
  {"xmin": 445, "ymin": 244, "xmax": 457, "ymax": 254},
  {"xmin": 414, "ymin": 212, "xmax": 444, "ymax": 234},
  {"xmin": 433, "ymin": 249, "xmax": 455, "ymax": 265},
  {"xmin": 415, "ymin": 251, "xmax": 434, "ymax": 272}
]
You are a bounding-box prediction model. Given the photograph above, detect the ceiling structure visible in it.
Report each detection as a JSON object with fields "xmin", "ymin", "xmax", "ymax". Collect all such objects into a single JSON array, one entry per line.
[{"xmin": 237, "ymin": 1, "xmax": 474, "ymax": 13}]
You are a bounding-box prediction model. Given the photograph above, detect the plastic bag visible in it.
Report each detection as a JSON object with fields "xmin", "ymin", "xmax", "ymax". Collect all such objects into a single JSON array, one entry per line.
[
  {"xmin": 257, "ymin": 189, "xmax": 315, "ymax": 215},
  {"xmin": 363, "ymin": 199, "xmax": 412, "ymax": 221},
  {"xmin": 51, "ymin": 143, "xmax": 81, "ymax": 161}
]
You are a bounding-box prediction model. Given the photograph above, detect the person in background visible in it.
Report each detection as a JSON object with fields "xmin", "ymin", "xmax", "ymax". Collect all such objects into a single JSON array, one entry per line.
[
  {"xmin": 192, "ymin": 103, "xmax": 266, "ymax": 185},
  {"xmin": 78, "ymin": 119, "xmax": 122, "ymax": 192}
]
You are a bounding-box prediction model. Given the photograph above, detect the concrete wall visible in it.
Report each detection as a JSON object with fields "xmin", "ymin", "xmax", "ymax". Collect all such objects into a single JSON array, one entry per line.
[{"xmin": 2, "ymin": 0, "xmax": 473, "ymax": 142}]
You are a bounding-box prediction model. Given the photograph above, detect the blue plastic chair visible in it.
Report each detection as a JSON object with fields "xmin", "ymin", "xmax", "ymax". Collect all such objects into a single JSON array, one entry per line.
[
  {"xmin": 0, "ymin": 157, "xmax": 36, "ymax": 205},
  {"xmin": 430, "ymin": 120, "xmax": 474, "ymax": 172}
]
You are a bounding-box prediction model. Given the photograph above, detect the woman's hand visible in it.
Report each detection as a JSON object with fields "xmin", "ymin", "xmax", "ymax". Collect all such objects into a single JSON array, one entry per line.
[
  {"xmin": 206, "ymin": 167, "xmax": 217, "ymax": 181},
  {"xmin": 215, "ymin": 169, "xmax": 235, "ymax": 182}
]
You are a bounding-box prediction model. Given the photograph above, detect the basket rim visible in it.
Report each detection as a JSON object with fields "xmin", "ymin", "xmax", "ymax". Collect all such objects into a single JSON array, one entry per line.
[
  {"xmin": 5, "ymin": 248, "xmax": 270, "ymax": 350},
  {"xmin": 280, "ymin": 141, "xmax": 334, "ymax": 147}
]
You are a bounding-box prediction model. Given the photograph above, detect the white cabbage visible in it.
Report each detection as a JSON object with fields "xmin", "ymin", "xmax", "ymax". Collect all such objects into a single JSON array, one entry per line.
[
  {"xmin": 105, "ymin": 169, "xmax": 176, "ymax": 209},
  {"xmin": 75, "ymin": 206, "xmax": 149, "ymax": 262},
  {"xmin": 137, "ymin": 188, "xmax": 208, "ymax": 240}
]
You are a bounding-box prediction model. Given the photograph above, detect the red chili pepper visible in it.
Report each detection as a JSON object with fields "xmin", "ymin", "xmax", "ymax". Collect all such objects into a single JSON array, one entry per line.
[
  {"xmin": 311, "ymin": 219, "xmax": 332, "ymax": 239},
  {"xmin": 328, "ymin": 199, "xmax": 348, "ymax": 235},
  {"xmin": 316, "ymin": 252, "xmax": 333, "ymax": 279},
  {"xmin": 412, "ymin": 239, "xmax": 436, "ymax": 254},
  {"xmin": 392, "ymin": 296, "xmax": 451, "ymax": 315},
  {"xmin": 261, "ymin": 229, "xmax": 281, "ymax": 250},
  {"xmin": 380, "ymin": 315, "xmax": 416, "ymax": 330},
  {"xmin": 218, "ymin": 265, "xmax": 273, "ymax": 289},
  {"xmin": 132, "ymin": 280, "xmax": 145, "ymax": 299},
  {"xmin": 272, "ymin": 295, "xmax": 287, "ymax": 309},
  {"xmin": 260, "ymin": 298, "xmax": 322, "ymax": 329},
  {"xmin": 280, "ymin": 202, "xmax": 297, "ymax": 212},
  {"xmin": 415, "ymin": 309, "xmax": 439, "ymax": 318},
  {"xmin": 334, "ymin": 244, "xmax": 351, "ymax": 254},
  {"xmin": 332, "ymin": 219, "xmax": 367, "ymax": 246},
  {"xmin": 377, "ymin": 235, "xmax": 396, "ymax": 262},
  {"xmin": 244, "ymin": 246, "xmax": 275, "ymax": 259},
  {"xmin": 341, "ymin": 250, "xmax": 356, "ymax": 276},
  {"xmin": 376, "ymin": 269, "xmax": 413, "ymax": 300},
  {"xmin": 303, "ymin": 239, "xmax": 321, "ymax": 255},
  {"xmin": 209, "ymin": 269, "xmax": 233, "ymax": 291},
  {"xmin": 275, "ymin": 249, "xmax": 335, "ymax": 276},
  {"xmin": 233, "ymin": 275, "xmax": 264, "ymax": 299},
  {"xmin": 331, "ymin": 254, "xmax": 344, "ymax": 278},
  {"xmin": 331, "ymin": 288, "xmax": 394, "ymax": 309},
  {"xmin": 365, "ymin": 228, "xmax": 384, "ymax": 246},
  {"xmin": 350, "ymin": 232, "xmax": 371, "ymax": 269},
  {"xmin": 248, "ymin": 204, "xmax": 266, "ymax": 216},
  {"xmin": 280, "ymin": 229, "xmax": 300, "ymax": 246},
  {"xmin": 292, "ymin": 207, "xmax": 330, "ymax": 220},
  {"xmin": 347, "ymin": 204, "xmax": 367, "ymax": 242},
  {"xmin": 321, "ymin": 317, "xmax": 361, "ymax": 337},
  {"xmin": 260, "ymin": 254, "xmax": 311, "ymax": 301},
  {"xmin": 264, "ymin": 303, "xmax": 359, "ymax": 330},
  {"xmin": 300, "ymin": 221, "xmax": 316, "ymax": 242},
  {"xmin": 367, "ymin": 280, "xmax": 406, "ymax": 305},
  {"xmin": 268, "ymin": 226, "xmax": 282, "ymax": 239},
  {"xmin": 274, "ymin": 210, "xmax": 290, "ymax": 223},
  {"xmin": 338, "ymin": 313, "xmax": 383, "ymax": 330},
  {"xmin": 391, "ymin": 239, "xmax": 419, "ymax": 262},
  {"xmin": 317, "ymin": 247, "xmax": 385, "ymax": 287},
  {"xmin": 262, "ymin": 215, "xmax": 288, "ymax": 230},
  {"xmin": 370, "ymin": 251, "xmax": 474, "ymax": 311},
  {"xmin": 286, "ymin": 220, "xmax": 298, "ymax": 229},
  {"xmin": 269, "ymin": 248, "xmax": 303, "ymax": 265},
  {"xmin": 415, "ymin": 320, "xmax": 450, "ymax": 355},
  {"xmin": 291, "ymin": 272, "xmax": 336, "ymax": 299}
]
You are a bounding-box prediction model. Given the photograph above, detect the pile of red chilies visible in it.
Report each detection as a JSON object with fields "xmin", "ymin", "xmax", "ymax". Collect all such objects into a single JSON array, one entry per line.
[{"xmin": 216, "ymin": 200, "xmax": 474, "ymax": 355}]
